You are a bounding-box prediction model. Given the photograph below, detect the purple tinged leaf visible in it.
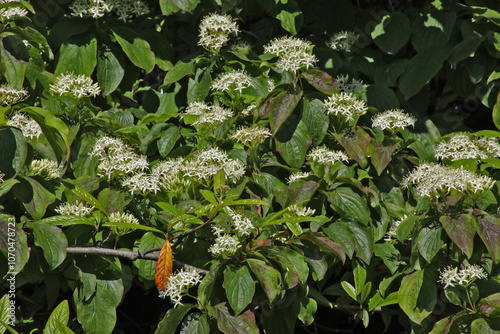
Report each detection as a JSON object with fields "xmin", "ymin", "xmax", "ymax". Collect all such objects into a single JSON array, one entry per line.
[
  {"xmin": 474, "ymin": 214, "xmax": 500, "ymax": 263},
  {"xmin": 369, "ymin": 142, "xmax": 398, "ymax": 175},
  {"xmin": 300, "ymin": 69, "xmax": 338, "ymax": 95},
  {"xmin": 213, "ymin": 303, "xmax": 259, "ymax": 334},
  {"xmin": 269, "ymin": 90, "xmax": 302, "ymax": 134},
  {"xmin": 300, "ymin": 234, "xmax": 346, "ymax": 263},
  {"xmin": 334, "ymin": 127, "xmax": 372, "ymax": 168},
  {"xmin": 440, "ymin": 214, "xmax": 475, "ymax": 258},
  {"xmin": 246, "ymin": 258, "xmax": 280, "ymax": 303}
]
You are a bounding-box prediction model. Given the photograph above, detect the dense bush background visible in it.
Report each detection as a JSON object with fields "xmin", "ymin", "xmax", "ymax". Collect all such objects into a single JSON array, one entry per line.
[{"xmin": 1, "ymin": 0, "xmax": 500, "ymax": 333}]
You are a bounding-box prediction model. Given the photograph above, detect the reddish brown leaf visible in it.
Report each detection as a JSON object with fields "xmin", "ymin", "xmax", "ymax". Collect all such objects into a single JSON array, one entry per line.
[
  {"xmin": 155, "ymin": 237, "xmax": 173, "ymax": 291},
  {"xmin": 440, "ymin": 214, "xmax": 476, "ymax": 258},
  {"xmin": 334, "ymin": 127, "xmax": 372, "ymax": 168},
  {"xmin": 300, "ymin": 69, "xmax": 338, "ymax": 95}
]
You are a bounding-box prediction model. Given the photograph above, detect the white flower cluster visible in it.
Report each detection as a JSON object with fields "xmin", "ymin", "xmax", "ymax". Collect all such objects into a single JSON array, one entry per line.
[
  {"xmin": 158, "ymin": 267, "xmax": 202, "ymax": 307},
  {"xmin": 0, "ymin": 0, "xmax": 28, "ymax": 21},
  {"xmin": 211, "ymin": 208, "xmax": 255, "ymax": 237},
  {"xmin": 152, "ymin": 157, "xmax": 191, "ymax": 192},
  {"xmin": 241, "ymin": 104, "xmax": 256, "ymax": 116},
  {"xmin": 0, "ymin": 84, "xmax": 28, "ymax": 105},
  {"xmin": 288, "ymin": 204, "xmax": 316, "ymax": 217},
  {"xmin": 212, "ymin": 70, "xmax": 253, "ymax": 94},
  {"xmin": 231, "ymin": 126, "xmax": 271, "ymax": 147},
  {"xmin": 183, "ymin": 101, "xmax": 233, "ymax": 129},
  {"xmin": 372, "ymin": 109, "xmax": 416, "ymax": 133},
  {"xmin": 266, "ymin": 77, "xmax": 276, "ymax": 92},
  {"xmin": 434, "ymin": 133, "xmax": 500, "ymax": 161},
  {"xmin": 109, "ymin": 211, "xmax": 139, "ymax": 235},
  {"xmin": 264, "ymin": 36, "xmax": 318, "ymax": 74},
  {"xmin": 7, "ymin": 113, "xmax": 42, "ymax": 140},
  {"xmin": 335, "ymin": 75, "xmax": 366, "ymax": 94},
  {"xmin": 30, "ymin": 159, "xmax": 61, "ymax": 180},
  {"xmin": 121, "ymin": 172, "xmax": 160, "ymax": 195},
  {"xmin": 307, "ymin": 147, "xmax": 349, "ymax": 166},
  {"xmin": 327, "ymin": 31, "xmax": 359, "ymax": 52},
  {"xmin": 70, "ymin": 0, "xmax": 148, "ymax": 21},
  {"xmin": 439, "ymin": 264, "xmax": 487, "ymax": 288},
  {"xmin": 403, "ymin": 162, "xmax": 495, "ymax": 198},
  {"xmin": 209, "ymin": 234, "xmax": 240, "ymax": 257},
  {"xmin": 183, "ymin": 147, "xmax": 245, "ymax": 183},
  {"xmin": 90, "ymin": 136, "xmax": 149, "ymax": 179},
  {"xmin": 55, "ymin": 202, "xmax": 94, "ymax": 216},
  {"xmin": 50, "ymin": 72, "xmax": 101, "ymax": 99},
  {"xmin": 198, "ymin": 13, "xmax": 239, "ymax": 52},
  {"xmin": 288, "ymin": 171, "xmax": 311, "ymax": 184},
  {"xmin": 384, "ymin": 215, "xmax": 409, "ymax": 242},
  {"xmin": 322, "ymin": 92, "xmax": 368, "ymax": 121}
]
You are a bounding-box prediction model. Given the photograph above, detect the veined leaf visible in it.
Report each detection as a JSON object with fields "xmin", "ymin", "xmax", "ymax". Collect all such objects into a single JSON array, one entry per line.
[
  {"xmin": 223, "ymin": 265, "xmax": 256, "ymax": 315},
  {"xmin": 155, "ymin": 238, "xmax": 173, "ymax": 291}
]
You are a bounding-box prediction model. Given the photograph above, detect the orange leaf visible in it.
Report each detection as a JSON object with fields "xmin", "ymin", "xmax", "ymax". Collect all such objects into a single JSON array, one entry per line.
[{"xmin": 155, "ymin": 238, "xmax": 173, "ymax": 291}]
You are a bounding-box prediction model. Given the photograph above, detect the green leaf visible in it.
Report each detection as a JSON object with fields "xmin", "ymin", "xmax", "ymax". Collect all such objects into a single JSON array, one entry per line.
[
  {"xmin": 97, "ymin": 42, "xmax": 125, "ymax": 96},
  {"xmin": 333, "ymin": 126, "xmax": 372, "ymax": 168},
  {"xmin": 97, "ymin": 188, "xmax": 132, "ymax": 214},
  {"xmin": 275, "ymin": 1, "xmax": 303, "ymax": 36},
  {"xmin": 396, "ymin": 215, "xmax": 420, "ymax": 242},
  {"xmin": 43, "ymin": 300, "xmax": 70, "ymax": 334},
  {"xmin": 346, "ymin": 221, "xmax": 373, "ymax": 264},
  {"xmin": 134, "ymin": 232, "xmax": 165, "ymax": 280},
  {"xmin": 300, "ymin": 233, "xmax": 346, "ymax": 263},
  {"xmin": 262, "ymin": 246, "xmax": 308, "ymax": 288},
  {"xmin": 23, "ymin": 107, "xmax": 70, "ymax": 163},
  {"xmin": 417, "ymin": 221, "xmax": 443, "ymax": 263},
  {"xmin": 471, "ymin": 318, "xmax": 494, "ymax": 334},
  {"xmin": 155, "ymin": 304, "xmax": 195, "ymax": 334},
  {"xmin": 36, "ymin": 215, "xmax": 94, "ymax": 227},
  {"xmin": 300, "ymin": 70, "xmax": 338, "ymax": 95},
  {"xmin": 269, "ymin": 90, "xmax": 302, "ymax": 134},
  {"xmin": 323, "ymin": 222, "xmax": 355, "ymax": 259},
  {"xmin": 246, "ymin": 258, "xmax": 280, "ymax": 303},
  {"xmin": 369, "ymin": 141, "xmax": 398, "ymax": 176},
  {"xmin": 368, "ymin": 291, "xmax": 399, "ymax": 312},
  {"xmin": 301, "ymin": 98, "xmax": 329, "ymax": 146},
  {"xmin": 286, "ymin": 180, "xmax": 319, "ymax": 207},
  {"xmin": 440, "ymin": 214, "xmax": 475, "ymax": 258},
  {"xmin": 180, "ymin": 313, "xmax": 209, "ymax": 334},
  {"xmin": 327, "ymin": 187, "xmax": 370, "ymax": 225},
  {"xmin": 71, "ymin": 185, "xmax": 105, "ymax": 213},
  {"xmin": 373, "ymin": 242, "xmax": 401, "ymax": 275},
  {"xmin": 103, "ymin": 221, "xmax": 163, "ymax": 234},
  {"xmin": 0, "ymin": 221, "xmax": 29, "ymax": 273},
  {"xmin": 158, "ymin": 126, "xmax": 180, "ymax": 157},
  {"xmin": 213, "ymin": 303, "xmax": 259, "ymax": 334},
  {"xmin": 398, "ymin": 270, "xmax": 436, "ymax": 324},
  {"xmin": 341, "ymin": 281, "xmax": 357, "ymax": 301},
  {"xmin": 411, "ymin": 12, "xmax": 456, "ymax": 52},
  {"xmin": 112, "ymin": 27, "xmax": 155, "ymax": 73},
  {"xmin": 55, "ymin": 34, "xmax": 97, "ymax": 76},
  {"xmin": 1, "ymin": 46, "xmax": 26, "ymax": 88},
  {"xmin": 399, "ymin": 46, "xmax": 451, "ymax": 99},
  {"xmin": 298, "ymin": 297, "xmax": 317, "ymax": 326},
  {"xmin": 475, "ymin": 214, "xmax": 500, "ymax": 262},
  {"xmin": 371, "ymin": 13, "xmax": 411, "ymax": 55},
  {"xmin": 275, "ymin": 119, "xmax": 311, "ymax": 168},
  {"xmin": 28, "ymin": 222, "xmax": 67, "ymax": 270},
  {"xmin": 13, "ymin": 176, "xmax": 56, "ymax": 220},
  {"xmin": 163, "ymin": 58, "xmax": 195, "ymax": 86},
  {"xmin": 0, "ymin": 127, "xmax": 27, "ymax": 179},
  {"xmin": 200, "ymin": 189, "xmax": 218, "ymax": 205},
  {"xmin": 366, "ymin": 84, "xmax": 400, "ymax": 112},
  {"xmin": 223, "ymin": 265, "xmax": 256, "ymax": 315},
  {"xmin": 187, "ymin": 65, "xmax": 213, "ymax": 103},
  {"xmin": 448, "ymin": 36, "xmax": 484, "ymax": 67},
  {"xmin": 479, "ymin": 292, "xmax": 500, "ymax": 318},
  {"xmin": 493, "ymin": 91, "xmax": 500, "ymax": 130},
  {"xmin": 0, "ymin": 294, "xmax": 11, "ymax": 334}
]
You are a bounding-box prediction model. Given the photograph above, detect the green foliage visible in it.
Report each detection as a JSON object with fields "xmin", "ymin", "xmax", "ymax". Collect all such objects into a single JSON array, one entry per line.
[{"xmin": 1, "ymin": 0, "xmax": 500, "ymax": 333}]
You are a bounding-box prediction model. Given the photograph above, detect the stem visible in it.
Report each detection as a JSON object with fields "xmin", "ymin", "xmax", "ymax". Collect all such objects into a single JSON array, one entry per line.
[{"xmin": 465, "ymin": 286, "xmax": 476, "ymax": 312}]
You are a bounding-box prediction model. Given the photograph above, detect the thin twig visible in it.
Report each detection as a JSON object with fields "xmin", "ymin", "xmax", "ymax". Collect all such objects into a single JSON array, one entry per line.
[{"xmin": 64, "ymin": 247, "xmax": 209, "ymax": 275}]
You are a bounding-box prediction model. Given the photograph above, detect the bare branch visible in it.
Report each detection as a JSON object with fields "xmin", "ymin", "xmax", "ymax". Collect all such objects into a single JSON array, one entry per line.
[{"xmin": 65, "ymin": 247, "xmax": 209, "ymax": 275}]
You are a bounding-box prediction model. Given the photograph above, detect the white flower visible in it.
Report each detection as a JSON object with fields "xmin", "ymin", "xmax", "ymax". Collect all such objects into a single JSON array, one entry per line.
[
  {"xmin": 198, "ymin": 13, "xmax": 239, "ymax": 52},
  {"xmin": 158, "ymin": 267, "xmax": 202, "ymax": 307},
  {"xmin": 307, "ymin": 147, "xmax": 349, "ymax": 166},
  {"xmin": 183, "ymin": 147, "xmax": 245, "ymax": 183},
  {"xmin": 439, "ymin": 264, "xmax": 486, "ymax": 288},
  {"xmin": 55, "ymin": 202, "xmax": 94, "ymax": 217},
  {"xmin": 209, "ymin": 234, "xmax": 240, "ymax": 256},
  {"xmin": 0, "ymin": 84, "xmax": 28, "ymax": 105},
  {"xmin": 70, "ymin": 0, "xmax": 113, "ymax": 18},
  {"xmin": 264, "ymin": 36, "xmax": 318, "ymax": 74},
  {"xmin": 0, "ymin": 0, "xmax": 28, "ymax": 21},
  {"xmin": 336, "ymin": 75, "xmax": 366, "ymax": 94},
  {"xmin": 228, "ymin": 209, "xmax": 255, "ymax": 236},
  {"xmin": 403, "ymin": 162, "xmax": 495, "ymax": 198},
  {"xmin": 183, "ymin": 101, "xmax": 233, "ymax": 130},
  {"xmin": 212, "ymin": 70, "xmax": 253, "ymax": 93},
  {"xmin": 288, "ymin": 171, "xmax": 311, "ymax": 184},
  {"xmin": 435, "ymin": 133, "xmax": 500, "ymax": 161},
  {"xmin": 50, "ymin": 72, "xmax": 100, "ymax": 98},
  {"xmin": 322, "ymin": 92, "xmax": 368, "ymax": 121},
  {"xmin": 109, "ymin": 211, "xmax": 139, "ymax": 236},
  {"xmin": 113, "ymin": 0, "xmax": 149, "ymax": 21},
  {"xmin": 288, "ymin": 204, "xmax": 316, "ymax": 217},
  {"xmin": 30, "ymin": 159, "xmax": 61, "ymax": 180},
  {"xmin": 231, "ymin": 126, "xmax": 271, "ymax": 147},
  {"xmin": 372, "ymin": 109, "xmax": 416, "ymax": 133},
  {"xmin": 122, "ymin": 172, "xmax": 160, "ymax": 195},
  {"xmin": 7, "ymin": 113, "xmax": 42, "ymax": 140},
  {"xmin": 327, "ymin": 31, "xmax": 359, "ymax": 52},
  {"xmin": 152, "ymin": 158, "xmax": 191, "ymax": 192},
  {"xmin": 90, "ymin": 136, "xmax": 149, "ymax": 179}
]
